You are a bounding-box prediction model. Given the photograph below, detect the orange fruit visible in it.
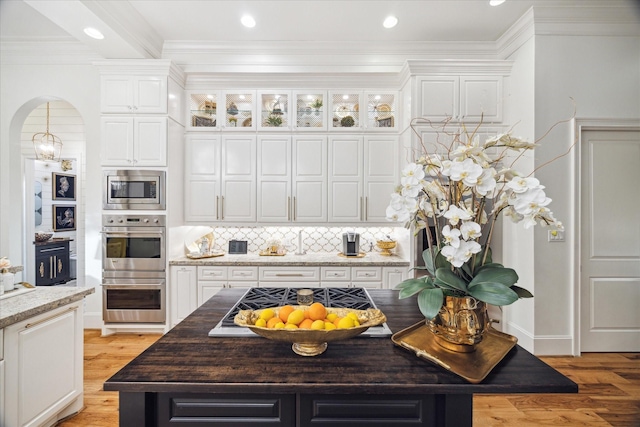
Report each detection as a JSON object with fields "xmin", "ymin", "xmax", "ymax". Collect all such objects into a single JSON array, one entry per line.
[
  {"xmin": 266, "ymin": 317, "xmax": 281, "ymax": 328},
  {"xmin": 299, "ymin": 318, "xmax": 314, "ymax": 329},
  {"xmin": 333, "ymin": 317, "xmax": 342, "ymax": 327},
  {"xmin": 287, "ymin": 309, "xmax": 305, "ymax": 325},
  {"xmin": 308, "ymin": 302, "xmax": 327, "ymax": 321},
  {"xmin": 279, "ymin": 305, "xmax": 294, "ymax": 323}
]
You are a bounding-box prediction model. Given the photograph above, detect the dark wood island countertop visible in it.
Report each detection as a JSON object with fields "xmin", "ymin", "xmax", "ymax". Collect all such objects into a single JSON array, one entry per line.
[{"xmin": 105, "ymin": 288, "xmax": 577, "ymax": 426}]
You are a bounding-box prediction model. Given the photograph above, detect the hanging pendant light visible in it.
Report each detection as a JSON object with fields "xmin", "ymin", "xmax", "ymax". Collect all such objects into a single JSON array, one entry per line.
[{"xmin": 32, "ymin": 102, "xmax": 63, "ymax": 161}]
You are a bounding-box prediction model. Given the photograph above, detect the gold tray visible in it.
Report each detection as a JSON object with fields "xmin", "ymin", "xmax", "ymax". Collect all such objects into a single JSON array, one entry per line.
[
  {"xmin": 186, "ymin": 252, "xmax": 225, "ymax": 259},
  {"xmin": 259, "ymin": 250, "xmax": 286, "ymax": 256},
  {"xmin": 337, "ymin": 252, "xmax": 366, "ymax": 258},
  {"xmin": 391, "ymin": 321, "xmax": 517, "ymax": 384}
]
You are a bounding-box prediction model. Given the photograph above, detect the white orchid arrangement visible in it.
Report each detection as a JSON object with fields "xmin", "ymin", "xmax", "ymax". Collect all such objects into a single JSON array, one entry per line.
[{"xmin": 387, "ymin": 119, "xmax": 564, "ymax": 319}]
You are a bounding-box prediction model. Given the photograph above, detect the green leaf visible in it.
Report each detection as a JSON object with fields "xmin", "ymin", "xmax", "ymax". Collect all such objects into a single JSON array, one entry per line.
[
  {"xmin": 511, "ymin": 285, "xmax": 534, "ymax": 299},
  {"xmin": 422, "ymin": 249, "xmax": 435, "ymax": 275},
  {"xmin": 468, "ymin": 267, "xmax": 519, "ymax": 289},
  {"xmin": 417, "ymin": 287, "xmax": 444, "ymax": 319},
  {"xmin": 435, "ymin": 268, "xmax": 468, "ymax": 292},
  {"xmin": 434, "ymin": 250, "xmax": 450, "ymax": 270},
  {"xmin": 395, "ymin": 277, "xmax": 434, "ymax": 299},
  {"xmin": 468, "ymin": 283, "xmax": 519, "ymax": 306},
  {"xmin": 474, "ymin": 262, "xmax": 504, "ymax": 274}
]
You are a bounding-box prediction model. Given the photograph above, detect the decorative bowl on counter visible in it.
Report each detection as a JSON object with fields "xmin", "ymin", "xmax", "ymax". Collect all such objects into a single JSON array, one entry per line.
[
  {"xmin": 234, "ymin": 306, "xmax": 387, "ymax": 356},
  {"xmin": 376, "ymin": 240, "xmax": 397, "ymax": 256},
  {"xmin": 35, "ymin": 231, "xmax": 53, "ymax": 242}
]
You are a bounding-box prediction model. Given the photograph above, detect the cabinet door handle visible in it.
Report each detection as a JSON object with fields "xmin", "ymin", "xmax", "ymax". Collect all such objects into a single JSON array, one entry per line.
[
  {"xmin": 287, "ymin": 197, "xmax": 291, "ymax": 221},
  {"xmin": 39, "ymin": 261, "xmax": 45, "ymax": 278},
  {"xmin": 360, "ymin": 197, "xmax": 364, "ymax": 221},
  {"xmin": 50, "ymin": 257, "xmax": 53, "ymax": 279},
  {"xmin": 216, "ymin": 196, "xmax": 220, "ymax": 220},
  {"xmin": 40, "ymin": 246, "xmax": 66, "ymax": 253},
  {"xmin": 293, "ymin": 197, "xmax": 297, "ymax": 221},
  {"xmin": 275, "ymin": 273, "xmax": 304, "ymax": 277},
  {"xmin": 365, "ymin": 197, "xmax": 369, "ymax": 221},
  {"xmin": 26, "ymin": 306, "xmax": 77, "ymax": 329},
  {"xmin": 221, "ymin": 196, "xmax": 225, "ymax": 220},
  {"xmin": 58, "ymin": 258, "xmax": 63, "ymax": 273}
]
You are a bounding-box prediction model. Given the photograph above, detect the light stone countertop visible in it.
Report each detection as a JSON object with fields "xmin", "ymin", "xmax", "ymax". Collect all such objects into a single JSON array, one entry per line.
[
  {"xmin": 170, "ymin": 251, "xmax": 410, "ymax": 267},
  {"xmin": 0, "ymin": 285, "xmax": 94, "ymax": 329}
]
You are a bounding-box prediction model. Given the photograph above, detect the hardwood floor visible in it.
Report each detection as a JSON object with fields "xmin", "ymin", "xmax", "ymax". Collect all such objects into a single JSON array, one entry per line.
[{"xmin": 58, "ymin": 330, "xmax": 639, "ymax": 426}]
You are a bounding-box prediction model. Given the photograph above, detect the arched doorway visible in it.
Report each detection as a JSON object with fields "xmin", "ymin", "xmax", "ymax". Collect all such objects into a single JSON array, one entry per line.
[{"xmin": 15, "ymin": 99, "xmax": 86, "ymax": 288}]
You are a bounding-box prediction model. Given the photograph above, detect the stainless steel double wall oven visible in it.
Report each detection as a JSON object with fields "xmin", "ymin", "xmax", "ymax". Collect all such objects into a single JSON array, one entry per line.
[{"xmin": 102, "ymin": 214, "xmax": 166, "ymax": 323}]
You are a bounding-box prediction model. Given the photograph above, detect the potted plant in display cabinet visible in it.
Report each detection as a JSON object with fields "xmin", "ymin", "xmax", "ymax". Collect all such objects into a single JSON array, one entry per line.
[
  {"xmin": 386, "ymin": 116, "xmax": 568, "ymax": 352},
  {"xmin": 310, "ymin": 98, "xmax": 323, "ymax": 115},
  {"xmin": 265, "ymin": 114, "xmax": 283, "ymax": 127}
]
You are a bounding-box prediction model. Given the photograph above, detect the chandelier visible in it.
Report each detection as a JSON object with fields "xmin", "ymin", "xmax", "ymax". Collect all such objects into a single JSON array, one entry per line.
[{"xmin": 32, "ymin": 102, "xmax": 62, "ymax": 161}]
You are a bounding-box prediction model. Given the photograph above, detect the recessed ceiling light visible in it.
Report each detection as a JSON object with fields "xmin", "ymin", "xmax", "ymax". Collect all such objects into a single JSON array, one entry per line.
[
  {"xmin": 83, "ymin": 27, "xmax": 104, "ymax": 40},
  {"xmin": 489, "ymin": 0, "xmax": 506, "ymax": 6},
  {"xmin": 241, "ymin": 15, "xmax": 256, "ymax": 28},
  {"xmin": 383, "ymin": 16, "xmax": 398, "ymax": 29}
]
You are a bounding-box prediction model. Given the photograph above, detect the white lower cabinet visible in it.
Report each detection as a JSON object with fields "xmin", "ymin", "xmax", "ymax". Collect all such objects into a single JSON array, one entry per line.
[
  {"xmin": 383, "ymin": 266, "xmax": 408, "ymax": 289},
  {"xmin": 198, "ymin": 266, "xmax": 258, "ymax": 306},
  {"xmin": 259, "ymin": 266, "xmax": 320, "ymax": 288},
  {"xmin": 3, "ymin": 301, "xmax": 83, "ymax": 427},
  {"xmin": 170, "ymin": 266, "xmax": 198, "ymax": 327}
]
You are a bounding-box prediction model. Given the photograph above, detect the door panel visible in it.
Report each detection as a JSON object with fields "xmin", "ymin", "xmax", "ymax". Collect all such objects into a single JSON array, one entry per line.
[{"xmin": 580, "ymin": 129, "xmax": 640, "ymax": 351}]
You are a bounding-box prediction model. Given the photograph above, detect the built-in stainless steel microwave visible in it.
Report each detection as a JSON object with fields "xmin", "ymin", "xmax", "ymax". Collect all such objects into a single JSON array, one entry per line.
[{"xmin": 103, "ymin": 170, "xmax": 165, "ymax": 210}]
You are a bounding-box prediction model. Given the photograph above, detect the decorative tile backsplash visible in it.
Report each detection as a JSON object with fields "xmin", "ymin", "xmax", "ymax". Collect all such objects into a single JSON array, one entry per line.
[{"xmin": 181, "ymin": 226, "xmax": 409, "ymax": 257}]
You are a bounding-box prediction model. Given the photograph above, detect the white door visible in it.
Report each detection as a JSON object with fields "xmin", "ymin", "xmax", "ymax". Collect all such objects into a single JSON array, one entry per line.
[
  {"xmin": 580, "ymin": 129, "xmax": 640, "ymax": 352},
  {"xmin": 328, "ymin": 135, "xmax": 363, "ymax": 222},
  {"xmin": 293, "ymin": 135, "xmax": 327, "ymax": 222},
  {"xmin": 257, "ymin": 135, "xmax": 291, "ymax": 222},
  {"xmin": 185, "ymin": 135, "xmax": 220, "ymax": 222},
  {"xmin": 101, "ymin": 116, "xmax": 133, "ymax": 166},
  {"xmin": 221, "ymin": 135, "xmax": 256, "ymax": 222},
  {"xmin": 134, "ymin": 117, "xmax": 167, "ymax": 166},
  {"xmin": 364, "ymin": 136, "xmax": 398, "ymax": 222}
]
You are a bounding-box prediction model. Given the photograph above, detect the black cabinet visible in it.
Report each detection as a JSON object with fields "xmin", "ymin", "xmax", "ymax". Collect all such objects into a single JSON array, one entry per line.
[{"xmin": 35, "ymin": 239, "xmax": 70, "ymax": 286}]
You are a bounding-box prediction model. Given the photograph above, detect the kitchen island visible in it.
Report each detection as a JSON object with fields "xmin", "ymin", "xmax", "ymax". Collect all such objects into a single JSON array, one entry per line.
[
  {"xmin": 1, "ymin": 285, "xmax": 94, "ymax": 427},
  {"xmin": 105, "ymin": 288, "xmax": 577, "ymax": 426}
]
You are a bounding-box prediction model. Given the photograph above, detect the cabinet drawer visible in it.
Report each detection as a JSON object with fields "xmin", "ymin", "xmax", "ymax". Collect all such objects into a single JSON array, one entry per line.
[
  {"xmin": 260, "ymin": 267, "xmax": 320, "ymax": 282},
  {"xmin": 198, "ymin": 266, "xmax": 227, "ymax": 281},
  {"xmin": 321, "ymin": 266, "xmax": 351, "ymax": 281},
  {"xmin": 228, "ymin": 266, "xmax": 258, "ymax": 281},
  {"xmin": 352, "ymin": 267, "xmax": 382, "ymax": 281}
]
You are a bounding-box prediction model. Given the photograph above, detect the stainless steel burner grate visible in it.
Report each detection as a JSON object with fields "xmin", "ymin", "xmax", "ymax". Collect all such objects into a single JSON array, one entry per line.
[{"xmin": 208, "ymin": 287, "xmax": 392, "ymax": 337}]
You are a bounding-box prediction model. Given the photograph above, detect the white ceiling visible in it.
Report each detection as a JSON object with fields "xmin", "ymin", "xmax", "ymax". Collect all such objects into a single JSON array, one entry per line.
[{"xmin": 1, "ymin": 0, "xmax": 638, "ymax": 76}]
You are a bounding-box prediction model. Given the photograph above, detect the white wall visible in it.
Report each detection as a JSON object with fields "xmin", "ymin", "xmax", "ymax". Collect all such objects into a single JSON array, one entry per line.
[
  {"xmin": 0, "ymin": 63, "xmax": 103, "ymax": 326},
  {"xmin": 531, "ymin": 34, "xmax": 640, "ymax": 355}
]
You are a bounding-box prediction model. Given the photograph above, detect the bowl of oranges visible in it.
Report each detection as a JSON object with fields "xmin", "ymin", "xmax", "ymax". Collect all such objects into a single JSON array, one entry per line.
[{"xmin": 234, "ymin": 302, "xmax": 386, "ymax": 356}]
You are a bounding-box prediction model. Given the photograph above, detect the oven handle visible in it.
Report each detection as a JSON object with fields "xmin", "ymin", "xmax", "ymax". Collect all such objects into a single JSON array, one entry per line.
[{"xmin": 100, "ymin": 231, "xmax": 164, "ymax": 236}]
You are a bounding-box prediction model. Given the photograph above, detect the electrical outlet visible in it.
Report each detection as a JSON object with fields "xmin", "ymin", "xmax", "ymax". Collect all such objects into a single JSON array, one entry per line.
[{"xmin": 548, "ymin": 230, "xmax": 565, "ymax": 242}]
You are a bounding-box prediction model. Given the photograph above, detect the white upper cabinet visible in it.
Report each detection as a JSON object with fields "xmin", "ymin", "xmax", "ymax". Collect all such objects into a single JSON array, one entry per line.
[
  {"xmin": 364, "ymin": 91, "xmax": 398, "ymax": 131},
  {"xmin": 100, "ymin": 75, "xmax": 167, "ymax": 114},
  {"xmin": 185, "ymin": 135, "xmax": 221, "ymax": 222},
  {"xmin": 222, "ymin": 91, "xmax": 256, "ymax": 130},
  {"xmin": 417, "ymin": 76, "xmax": 502, "ymax": 123},
  {"xmin": 101, "ymin": 116, "xmax": 167, "ymax": 167},
  {"xmin": 329, "ymin": 91, "xmax": 362, "ymax": 131},
  {"xmin": 184, "ymin": 134, "xmax": 256, "ymax": 222},
  {"xmin": 328, "ymin": 135, "xmax": 399, "ymax": 223},
  {"xmin": 257, "ymin": 135, "xmax": 327, "ymax": 223}
]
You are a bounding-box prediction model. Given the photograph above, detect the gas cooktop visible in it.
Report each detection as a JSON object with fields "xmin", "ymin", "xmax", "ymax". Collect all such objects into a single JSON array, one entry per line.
[{"xmin": 208, "ymin": 287, "xmax": 392, "ymax": 337}]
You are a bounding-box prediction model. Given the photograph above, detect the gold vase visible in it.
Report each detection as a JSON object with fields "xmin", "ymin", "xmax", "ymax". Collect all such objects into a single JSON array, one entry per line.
[{"xmin": 426, "ymin": 295, "xmax": 488, "ymax": 353}]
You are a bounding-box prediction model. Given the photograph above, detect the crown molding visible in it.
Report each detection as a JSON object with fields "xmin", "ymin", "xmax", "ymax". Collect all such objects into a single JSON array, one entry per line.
[
  {"xmin": 0, "ymin": 39, "xmax": 100, "ymax": 65},
  {"xmin": 92, "ymin": 58, "xmax": 185, "ymax": 83}
]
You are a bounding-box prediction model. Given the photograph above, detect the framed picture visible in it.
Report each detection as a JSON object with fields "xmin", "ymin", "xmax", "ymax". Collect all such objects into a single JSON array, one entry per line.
[
  {"xmin": 52, "ymin": 173, "xmax": 76, "ymax": 201},
  {"xmin": 376, "ymin": 116, "xmax": 394, "ymax": 128},
  {"xmin": 53, "ymin": 205, "xmax": 76, "ymax": 231}
]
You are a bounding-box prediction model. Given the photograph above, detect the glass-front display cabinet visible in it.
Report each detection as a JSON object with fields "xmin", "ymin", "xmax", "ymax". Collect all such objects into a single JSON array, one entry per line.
[
  {"xmin": 224, "ymin": 91, "xmax": 255, "ymax": 130},
  {"xmin": 188, "ymin": 92, "xmax": 219, "ymax": 129},
  {"xmin": 293, "ymin": 91, "xmax": 327, "ymax": 130},
  {"xmin": 329, "ymin": 91, "xmax": 362, "ymax": 130},
  {"xmin": 257, "ymin": 91, "xmax": 290, "ymax": 130},
  {"xmin": 365, "ymin": 91, "xmax": 397, "ymax": 130}
]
